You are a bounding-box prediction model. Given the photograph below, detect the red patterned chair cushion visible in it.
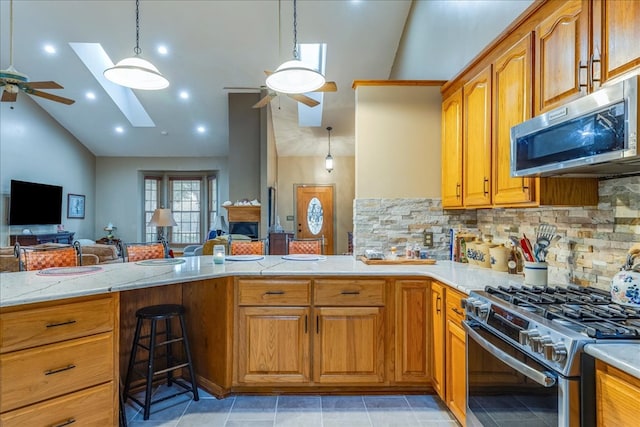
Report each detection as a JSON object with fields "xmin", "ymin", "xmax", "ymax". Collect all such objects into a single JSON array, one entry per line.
[
  {"xmin": 20, "ymin": 247, "xmax": 78, "ymax": 271},
  {"xmin": 288, "ymin": 239, "xmax": 322, "ymax": 255},
  {"xmin": 230, "ymin": 241, "xmax": 264, "ymax": 255},
  {"xmin": 126, "ymin": 243, "xmax": 165, "ymax": 262}
]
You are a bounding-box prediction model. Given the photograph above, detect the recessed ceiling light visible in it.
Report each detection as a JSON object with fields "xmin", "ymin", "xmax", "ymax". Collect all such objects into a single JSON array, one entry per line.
[
  {"xmin": 157, "ymin": 45, "xmax": 168, "ymax": 55},
  {"xmin": 43, "ymin": 44, "xmax": 56, "ymax": 54},
  {"xmin": 115, "ymin": 126, "xmax": 124, "ymax": 134},
  {"xmin": 85, "ymin": 91, "xmax": 96, "ymax": 100},
  {"xmin": 161, "ymin": 130, "xmax": 168, "ymax": 136},
  {"xmin": 179, "ymin": 91, "xmax": 189, "ymax": 100},
  {"xmin": 196, "ymin": 126, "xmax": 206, "ymax": 134}
]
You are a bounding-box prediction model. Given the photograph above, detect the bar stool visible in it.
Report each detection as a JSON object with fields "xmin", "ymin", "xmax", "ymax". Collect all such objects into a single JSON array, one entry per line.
[{"xmin": 122, "ymin": 304, "xmax": 199, "ymax": 420}]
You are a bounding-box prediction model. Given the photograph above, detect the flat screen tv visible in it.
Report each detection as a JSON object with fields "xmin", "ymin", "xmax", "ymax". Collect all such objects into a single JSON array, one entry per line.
[{"xmin": 9, "ymin": 180, "xmax": 63, "ymax": 225}]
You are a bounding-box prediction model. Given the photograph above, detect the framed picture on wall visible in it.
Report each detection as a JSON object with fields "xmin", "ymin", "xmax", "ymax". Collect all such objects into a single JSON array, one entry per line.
[{"xmin": 67, "ymin": 194, "xmax": 85, "ymax": 219}]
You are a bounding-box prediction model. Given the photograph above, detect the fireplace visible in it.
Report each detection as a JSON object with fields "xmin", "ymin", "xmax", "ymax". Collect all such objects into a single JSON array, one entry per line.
[{"xmin": 225, "ymin": 206, "xmax": 261, "ymax": 239}]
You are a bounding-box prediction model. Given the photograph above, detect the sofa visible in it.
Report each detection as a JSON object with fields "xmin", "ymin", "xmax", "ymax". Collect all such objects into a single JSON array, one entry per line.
[{"xmin": 0, "ymin": 243, "xmax": 120, "ymax": 273}]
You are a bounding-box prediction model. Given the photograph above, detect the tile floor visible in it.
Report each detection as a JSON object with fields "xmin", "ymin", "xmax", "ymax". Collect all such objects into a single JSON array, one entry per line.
[{"xmin": 124, "ymin": 385, "xmax": 460, "ymax": 427}]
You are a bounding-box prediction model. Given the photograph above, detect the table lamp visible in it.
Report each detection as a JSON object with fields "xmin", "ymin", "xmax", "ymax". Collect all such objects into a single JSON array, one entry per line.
[{"xmin": 148, "ymin": 208, "xmax": 177, "ymax": 243}]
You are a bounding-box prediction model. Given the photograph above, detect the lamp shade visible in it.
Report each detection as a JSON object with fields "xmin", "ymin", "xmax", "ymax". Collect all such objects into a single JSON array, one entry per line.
[
  {"xmin": 325, "ymin": 153, "xmax": 334, "ymax": 173},
  {"xmin": 148, "ymin": 208, "xmax": 177, "ymax": 227},
  {"xmin": 265, "ymin": 59, "xmax": 325, "ymax": 94},
  {"xmin": 104, "ymin": 56, "xmax": 169, "ymax": 90}
]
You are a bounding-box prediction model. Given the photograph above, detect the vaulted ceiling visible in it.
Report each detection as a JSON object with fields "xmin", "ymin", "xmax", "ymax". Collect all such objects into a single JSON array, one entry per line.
[{"xmin": 0, "ymin": 0, "xmax": 533, "ymax": 158}]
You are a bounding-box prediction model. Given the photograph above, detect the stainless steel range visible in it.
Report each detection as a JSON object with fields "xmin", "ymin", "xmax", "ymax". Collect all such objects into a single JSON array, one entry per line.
[{"xmin": 462, "ymin": 284, "xmax": 640, "ymax": 427}]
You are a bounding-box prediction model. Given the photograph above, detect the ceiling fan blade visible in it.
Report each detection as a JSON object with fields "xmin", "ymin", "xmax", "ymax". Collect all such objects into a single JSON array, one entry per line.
[
  {"xmin": 1, "ymin": 90, "xmax": 17, "ymax": 102},
  {"xmin": 23, "ymin": 81, "xmax": 63, "ymax": 89},
  {"xmin": 27, "ymin": 89, "xmax": 75, "ymax": 105},
  {"xmin": 288, "ymin": 93, "xmax": 320, "ymax": 107},
  {"xmin": 315, "ymin": 81, "xmax": 337, "ymax": 92},
  {"xmin": 252, "ymin": 93, "xmax": 277, "ymax": 109}
]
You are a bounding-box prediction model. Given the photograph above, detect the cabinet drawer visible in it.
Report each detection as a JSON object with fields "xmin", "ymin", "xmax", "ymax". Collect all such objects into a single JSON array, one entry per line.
[
  {"xmin": 446, "ymin": 289, "xmax": 466, "ymax": 324},
  {"xmin": 314, "ymin": 279, "xmax": 386, "ymax": 306},
  {"xmin": 0, "ymin": 333, "xmax": 113, "ymax": 412},
  {"xmin": 0, "ymin": 382, "xmax": 114, "ymax": 427},
  {"xmin": 238, "ymin": 279, "xmax": 311, "ymax": 306},
  {"xmin": 0, "ymin": 297, "xmax": 114, "ymax": 353}
]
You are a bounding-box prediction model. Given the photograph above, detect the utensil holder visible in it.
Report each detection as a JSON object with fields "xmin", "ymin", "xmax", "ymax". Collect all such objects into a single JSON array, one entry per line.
[{"xmin": 524, "ymin": 261, "xmax": 548, "ymax": 286}]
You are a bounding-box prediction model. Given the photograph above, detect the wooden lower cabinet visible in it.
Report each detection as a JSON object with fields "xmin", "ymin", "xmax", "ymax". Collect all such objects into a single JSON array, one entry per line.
[
  {"xmin": 314, "ymin": 306, "xmax": 385, "ymax": 383},
  {"xmin": 431, "ymin": 281, "xmax": 445, "ymax": 398},
  {"xmin": 395, "ymin": 279, "xmax": 431, "ymax": 383},
  {"xmin": 595, "ymin": 360, "xmax": 640, "ymax": 426},
  {"xmin": 0, "ymin": 294, "xmax": 119, "ymax": 425},
  {"xmin": 237, "ymin": 306, "xmax": 310, "ymax": 383},
  {"xmin": 446, "ymin": 317, "xmax": 467, "ymax": 425}
]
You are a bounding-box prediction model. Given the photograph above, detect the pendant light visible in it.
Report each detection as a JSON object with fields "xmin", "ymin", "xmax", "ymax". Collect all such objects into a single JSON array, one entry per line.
[
  {"xmin": 325, "ymin": 126, "xmax": 334, "ymax": 173},
  {"xmin": 266, "ymin": 0, "xmax": 325, "ymax": 94},
  {"xmin": 104, "ymin": 0, "xmax": 169, "ymax": 90}
]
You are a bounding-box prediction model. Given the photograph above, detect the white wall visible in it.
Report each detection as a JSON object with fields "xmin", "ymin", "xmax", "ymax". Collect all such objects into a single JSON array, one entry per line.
[
  {"xmin": 96, "ymin": 157, "xmax": 229, "ymax": 243},
  {"xmin": 391, "ymin": 0, "xmax": 534, "ymax": 80},
  {"xmin": 354, "ymin": 84, "xmax": 442, "ymax": 199},
  {"xmin": 0, "ymin": 96, "xmax": 96, "ymax": 244}
]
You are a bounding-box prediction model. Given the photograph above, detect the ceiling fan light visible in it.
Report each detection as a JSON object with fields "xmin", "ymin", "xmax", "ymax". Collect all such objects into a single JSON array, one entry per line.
[
  {"xmin": 104, "ymin": 56, "xmax": 169, "ymax": 90},
  {"xmin": 266, "ymin": 59, "xmax": 325, "ymax": 94}
]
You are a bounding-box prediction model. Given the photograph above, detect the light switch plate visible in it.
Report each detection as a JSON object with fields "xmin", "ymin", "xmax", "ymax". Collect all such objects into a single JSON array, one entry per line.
[
  {"xmin": 423, "ymin": 231, "xmax": 433, "ymax": 247},
  {"xmin": 286, "ymin": 215, "xmax": 294, "ymax": 221}
]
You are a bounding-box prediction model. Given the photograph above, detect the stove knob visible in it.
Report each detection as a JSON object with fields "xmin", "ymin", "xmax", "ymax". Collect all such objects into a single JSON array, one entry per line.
[
  {"xmin": 544, "ymin": 342, "xmax": 568, "ymax": 363},
  {"xmin": 477, "ymin": 304, "xmax": 490, "ymax": 317},
  {"xmin": 531, "ymin": 335, "xmax": 552, "ymax": 353},
  {"xmin": 519, "ymin": 329, "xmax": 540, "ymax": 346},
  {"xmin": 472, "ymin": 301, "xmax": 484, "ymax": 316},
  {"xmin": 461, "ymin": 298, "xmax": 475, "ymax": 314}
]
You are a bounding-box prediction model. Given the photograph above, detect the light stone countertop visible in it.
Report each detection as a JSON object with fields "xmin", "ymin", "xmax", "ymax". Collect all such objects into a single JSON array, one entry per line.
[
  {"xmin": 584, "ymin": 343, "xmax": 640, "ymax": 380},
  {"xmin": 0, "ymin": 256, "xmax": 523, "ymax": 308},
  {"xmin": 2, "ymin": 255, "xmax": 638, "ymax": 381}
]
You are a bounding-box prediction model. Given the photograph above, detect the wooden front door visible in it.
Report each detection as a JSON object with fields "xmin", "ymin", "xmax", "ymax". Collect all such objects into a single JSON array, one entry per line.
[{"xmin": 295, "ymin": 185, "xmax": 334, "ymax": 255}]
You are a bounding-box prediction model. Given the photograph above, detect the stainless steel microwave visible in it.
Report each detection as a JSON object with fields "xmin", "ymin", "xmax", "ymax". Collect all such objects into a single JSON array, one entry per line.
[{"xmin": 511, "ymin": 75, "xmax": 640, "ymax": 177}]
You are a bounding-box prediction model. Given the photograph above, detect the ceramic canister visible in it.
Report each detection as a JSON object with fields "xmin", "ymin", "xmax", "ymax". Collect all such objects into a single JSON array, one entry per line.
[
  {"xmin": 477, "ymin": 238, "xmax": 497, "ymax": 269},
  {"xmin": 489, "ymin": 244, "xmax": 510, "ymax": 272},
  {"xmin": 524, "ymin": 261, "xmax": 548, "ymax": 286}
]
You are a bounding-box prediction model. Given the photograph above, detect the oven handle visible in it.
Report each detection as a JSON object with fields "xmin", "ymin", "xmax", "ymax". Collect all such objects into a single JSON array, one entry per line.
[{"xmin": 463, "ymin": 321, "xmax": 557, "ymax": 388}]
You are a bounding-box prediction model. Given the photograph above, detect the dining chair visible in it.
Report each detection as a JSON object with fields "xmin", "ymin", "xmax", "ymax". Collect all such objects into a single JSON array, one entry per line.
[
  {"xmin": 286, "ymin": 236, "xmax": 324, "ymax": 255},
  {"xmin": 229, "ymin": 238, "xmax": 267, "ymax": 256},
  {"xmin": 121, "ymin": 241, "xmax": 168, "ymax": 262},
  {"xmin": 15, "ymin": 242, "xmax": 82, "ymax": 271}
]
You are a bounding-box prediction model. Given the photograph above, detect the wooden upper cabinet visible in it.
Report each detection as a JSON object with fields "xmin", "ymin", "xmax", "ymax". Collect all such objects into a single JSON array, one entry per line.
[
  {"xmin": 593, "ymin": 0, "xmax": 640, "ymax": 87},
  {"xmin": 534, "ymin": 0, "xmax": 590, "ymax": 115},
  {"xmin": 492, "ymin": 33, "xmax": 536, "ymax": 206},
  {"xmin": 441, "ymin": 88, "xmax": 464, "ymax": 208},
  {"xmin": 463, "ymin": 65, "xmax": 493, "ymax": 208}
]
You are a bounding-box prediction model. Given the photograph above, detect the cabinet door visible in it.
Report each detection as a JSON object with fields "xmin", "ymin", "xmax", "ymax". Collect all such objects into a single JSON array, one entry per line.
[
  {"xmin": 442, "ymin": 88, "xmax": 464, "ymax": 208},
  {"xmin": 314, "ymin": 307, "xmax": 384, "ymax": 384},
  {"xmin": 534, "ymin": 0, "xmax": 589, "ymax": 115},
  {"xmin": 445, "ymin": 318, "xmax": 466, "ymax": 426},
  {"xmin": 395, "ymin": 280, "xmax": 430, "ymax": 383},
  {"xmin": 492, "ymin": 33, "xmax": 536, "ymax": 206},
  {"xmin": 236, "ymin": 307, "xmax": 310, "ymax": 384},
  {"xmin": 431, "ymin": 282, "xmax": 445, "ymax": 399},
  {"xmin": 463, "ymin": 65, "xmax": 492, "ymax": 207},
  {"xmin": 595, "ymin": 360, "xmax": 640, "ymax": 426},
  {"xmin": 593, "ymin": 0, "xmax": 640, "ymax": 87}
]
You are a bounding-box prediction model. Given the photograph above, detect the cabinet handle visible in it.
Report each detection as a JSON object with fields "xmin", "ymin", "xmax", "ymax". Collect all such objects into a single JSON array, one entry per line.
[
  {"xmin": 483, "ymin": 178, "xmax": 489, "ymax": 196},
  {"xmin": 578, "ymin": 60, "xmax": 589, "ymax": 89},
  {"xmin": 316, "ymin": 316, "xmax": 320, "ymax": 334},
  {"xmin": 264, "ymin": 290, "xmax": 285, "ymax": 295},
  {"xmin": 456, "ymin": 183, "xmax": 461, "ymax": 198},
  {"xmin": 436, "ymin": 295, "xmax": 442, "ymax": 314},
  {"xmin": 44, "ymin": 364, "xmax": 76, "ymax": 376},
  {"xmin": 46, "ymin": 320, "xmax": 77, "ymax": 328},
  {"xmin": 451, "ymin": 307, "xmax": 464, "ymax": 316},
  {"xmin": 340, "ymin": 290, "xmax": 360, "ymax": 295},
  {"xmin": 304, "ymin": 315, "xmax": 308, "ymax": 334},
  {"xmin": 51, "ymin": 419, "xmax": 76, "ymax": 427}
]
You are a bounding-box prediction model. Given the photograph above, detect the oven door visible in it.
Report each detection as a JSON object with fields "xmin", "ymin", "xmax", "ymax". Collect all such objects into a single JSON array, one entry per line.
[{"xmin": 464, "ymin": 320, "xmax": 581, "ymax": 427}]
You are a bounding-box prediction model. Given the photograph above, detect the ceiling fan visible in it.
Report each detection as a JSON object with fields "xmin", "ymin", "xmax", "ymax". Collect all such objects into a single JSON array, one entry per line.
[
  {"xmin": 0, "ymin": 0, "xmax": 75, "ymax": 105},
  {"xmin": 225, "ymin": 74, "xmax": 337, "ymax": 109}
]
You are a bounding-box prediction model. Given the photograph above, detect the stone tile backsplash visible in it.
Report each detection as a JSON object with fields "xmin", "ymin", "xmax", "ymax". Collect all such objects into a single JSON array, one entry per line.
[{"xmin": 353, "ymin": 175, "xmax": 639, "ymax": 291}]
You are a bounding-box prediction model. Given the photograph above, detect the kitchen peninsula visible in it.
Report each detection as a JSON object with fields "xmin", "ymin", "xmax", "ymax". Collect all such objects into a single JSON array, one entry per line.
[{"xmin": 1, "ymin": 256, "xmax": 639, "ymax": 427}]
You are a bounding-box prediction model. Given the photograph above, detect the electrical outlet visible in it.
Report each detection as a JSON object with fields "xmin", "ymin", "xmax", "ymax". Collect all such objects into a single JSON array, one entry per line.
[
  {"xmin": 286, "ymin": 215, "xmax": 294, "ymax": 221},
  {"xmin": 423, "ymin": 231, "xmax": 433, "ymax": 247}
]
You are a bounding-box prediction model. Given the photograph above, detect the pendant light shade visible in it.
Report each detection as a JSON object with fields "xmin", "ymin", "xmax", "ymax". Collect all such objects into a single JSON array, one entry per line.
[
  {"xmin": 325, "ymin": 126, "xmax": 334, "ymax": 173},
  {"xmin": 104, "ymin": 0, "xmax": 168, "ymax": 90},
  {"xmin": 266, "ymin": 0, "xmax": 325, "ymax": 94}
]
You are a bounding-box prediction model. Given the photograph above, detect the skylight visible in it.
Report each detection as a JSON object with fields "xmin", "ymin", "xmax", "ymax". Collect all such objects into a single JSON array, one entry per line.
[
  {"xmin": 297, "ymin": 43, "xmax": 326, "ymax": 127},
  {"xmin": 69, "ymin": 42, "xmax": 155, "ymax": 127}
]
